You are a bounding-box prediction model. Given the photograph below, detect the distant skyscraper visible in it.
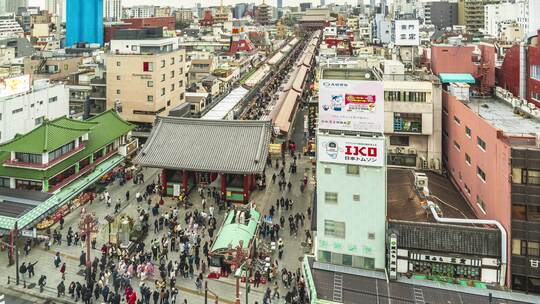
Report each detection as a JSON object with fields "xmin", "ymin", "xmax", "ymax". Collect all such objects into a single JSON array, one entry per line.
[
  {"xmin": 104, "ymin": 0, "xmax": 122, "ymax": 21},
  {"xmin": 66, "ymin": 0, "xmax": 103, "ymax": 47},
  {"xmin": 45, "ymin": 0, "xmax": 65, "ymax": 23},
  {"xmin": 2, "ymin": 0, "xmax": 28, "ymax": 14},
  {"xmin": 320, "ymin": 0, "xmax": 325, "ymax": 7},
  {"xmin": 381, "ymin": 0, "xmax": 386, "ymax": 16},
  {"xmin": 277, "ymin": 0, "xmax": 283, "ymax": 9}
]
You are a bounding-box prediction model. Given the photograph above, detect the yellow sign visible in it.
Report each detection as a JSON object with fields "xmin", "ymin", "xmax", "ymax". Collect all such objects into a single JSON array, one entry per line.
[{"xmin": 269, "ymin": 144, "xmax": 282, "ymax": 155}]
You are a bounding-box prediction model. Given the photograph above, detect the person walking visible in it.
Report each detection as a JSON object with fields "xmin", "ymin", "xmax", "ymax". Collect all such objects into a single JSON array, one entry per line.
[
  {"xmin": 27, "ymin": 261, "xmax": 37, "ymax": 278},
  {"xmin": 19, "ymin": 262, "xmax": 27, "ymax": 279},
  {"xmin": 60, "ymin": 262, "xmax": 66, "ymax": 279},
  {"xmin": 57, "ymin": 279, "xmax": 66, "ymax": 297}
]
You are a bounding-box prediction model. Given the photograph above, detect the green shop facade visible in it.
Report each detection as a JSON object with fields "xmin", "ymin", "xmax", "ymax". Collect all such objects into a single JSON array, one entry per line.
[{"xmin": 0, "ymin": 110, "xmax": 136, "ymax": 231}]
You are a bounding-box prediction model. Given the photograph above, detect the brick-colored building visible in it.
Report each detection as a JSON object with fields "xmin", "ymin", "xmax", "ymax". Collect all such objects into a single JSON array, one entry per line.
[
  {"xmin": 443, "ymin": 89, "xmax": 540, "ymax": 293},
  {"xmin": 498, "ymin": 31, "xmax": 540, "ymax": 107},
  {"xmin": 431, "ymin": 43, "xmax": 496, "ymax": 94},
  {"xmin": 104, "ymin": 17, "xmax": 176, "ymax": 43}
]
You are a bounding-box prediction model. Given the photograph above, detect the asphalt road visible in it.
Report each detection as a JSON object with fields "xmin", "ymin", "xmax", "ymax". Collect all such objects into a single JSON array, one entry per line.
[{"xmin": 1, "ymin": 294, "xmax": 34, "ymax": 304}]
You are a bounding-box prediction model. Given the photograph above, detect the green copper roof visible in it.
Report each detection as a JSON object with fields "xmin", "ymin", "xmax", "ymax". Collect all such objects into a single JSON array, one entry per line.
[
  {"xmin": 0, "ymin": 117, "xmax": 97, "ymax": 154},
  {"xmin": 210, "ymin": 209, "xmax": 260, "ymax": 253},
  {"xmin": 0, "ymin": 110, "xmax": 135, "ymax": 181}
]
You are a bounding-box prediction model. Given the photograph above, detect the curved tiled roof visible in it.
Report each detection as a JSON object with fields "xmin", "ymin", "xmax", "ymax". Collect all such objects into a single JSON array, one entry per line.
[{"xmin": 135, "ymin": 117, "xmax": 271, "ymax": 174}]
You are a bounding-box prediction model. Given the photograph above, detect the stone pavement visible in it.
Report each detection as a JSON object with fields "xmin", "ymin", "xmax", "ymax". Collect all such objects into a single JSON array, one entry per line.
[{"xmin": 0, "ymin": 128, "xmax": 315, "ymax": 303}]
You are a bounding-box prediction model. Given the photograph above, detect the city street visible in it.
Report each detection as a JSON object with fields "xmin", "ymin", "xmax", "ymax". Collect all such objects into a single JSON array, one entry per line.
[{"xmin": 0, "ymin": 109, "xmax": 312, "ymax": 304}]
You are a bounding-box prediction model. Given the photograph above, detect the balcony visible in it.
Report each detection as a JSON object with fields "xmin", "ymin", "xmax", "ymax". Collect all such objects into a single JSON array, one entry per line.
[{"xmin": 4, "ymin": 144, "xmax": 86, "ymax": 170}]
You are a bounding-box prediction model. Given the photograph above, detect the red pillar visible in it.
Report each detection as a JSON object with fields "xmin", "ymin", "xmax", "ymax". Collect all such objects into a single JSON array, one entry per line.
[
  {"xmin": 243, "ymin": 174, "xmax": 250, "ymax": 203},
  {"xmin": 251, "ymin": 174, "xmax": 256, "ymax": 190},
  {"xmin": 161, "ymin": 169, "xmax": 168, "ymax": 195},
  {"xmin": 182, "ymin": 170, "xmax": 188, "ymax": 193},
  {"xmin": 221, "ymin": 173, "xmax": 227, "ymax": 199}
]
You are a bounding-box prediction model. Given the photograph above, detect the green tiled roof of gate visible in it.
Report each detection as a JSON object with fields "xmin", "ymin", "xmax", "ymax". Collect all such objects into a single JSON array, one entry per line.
[
  {"xmin": 210, "ymin": 209, "xmax": 260, "ymax": 253},
  {"xmin": 0, "ymin": 110, "xmax": 135, "ymax": 180},
  {"xmin": 0, "ymin": 117, "xmax": 97, "ymax": 154}
]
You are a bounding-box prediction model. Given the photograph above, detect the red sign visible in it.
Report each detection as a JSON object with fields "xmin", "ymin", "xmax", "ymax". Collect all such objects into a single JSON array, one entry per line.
[
  {"xmin": 345, "ymin": 145, "xmax": 378, "ymax": 157},
  {"xmin": 344, "ymin": 94, "xmax": 376, "ymax": 105}
]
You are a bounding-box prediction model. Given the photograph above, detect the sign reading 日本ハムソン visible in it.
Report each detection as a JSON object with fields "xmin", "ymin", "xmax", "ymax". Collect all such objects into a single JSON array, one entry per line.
[
  {"xmin": 318, "ymin": 135, "xmax": 385, "ymax": 167},
  {"xmin": 318, "ymin": 79, "xmax": 384, "ymax": 133}
]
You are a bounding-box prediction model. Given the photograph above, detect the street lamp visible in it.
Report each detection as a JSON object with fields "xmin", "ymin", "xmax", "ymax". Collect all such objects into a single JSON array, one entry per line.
[{"xmin": 79, "ymin": 213, "xmax": 98, "ymax": 285}]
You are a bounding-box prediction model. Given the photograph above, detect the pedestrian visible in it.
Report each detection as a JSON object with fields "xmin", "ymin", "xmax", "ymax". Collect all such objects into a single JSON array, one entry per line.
[
  {"xmin": 19, "ymin": 262, "xmax": 27, "ymax": 279},
  {"xmin": 38, "ymin": 274, "xmax": 47, "ymax": 293},
  {"xmin": 80, "ymin": 250, "xmax": 87, "ymax": 266},
  {"xmin": 57, "ymin": 279, "xmax": 66, "ymax": 297},
  {"xmin": 60, "ymin": 262, "xmax": 66, "ymax": 279},
  {"xmin": 27, "ymin": 261, "xmax": 37, "ymax": 278},
  {"xmin": 126, "ymin": 190, "xmax": 130, "ymax": 201}
]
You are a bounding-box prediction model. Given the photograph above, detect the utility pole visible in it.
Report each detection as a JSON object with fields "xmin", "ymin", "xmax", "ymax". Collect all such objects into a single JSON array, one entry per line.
[
  {"xmin": 14, "ymin": 221, "xmax": 19, "ymax": 285},
  {"xmin": 79, "ymin": 213, "xmax": 98, "ymax": 285}
]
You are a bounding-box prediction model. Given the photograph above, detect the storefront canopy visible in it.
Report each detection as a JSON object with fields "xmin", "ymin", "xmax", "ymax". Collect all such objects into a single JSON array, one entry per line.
[
  {"xmin": 210, "ymin": 209, "xmax": 260, "ymax": 254},
  {"xmin": 439, "ymin": 73, "xmax": 476, "ymax": 84}
]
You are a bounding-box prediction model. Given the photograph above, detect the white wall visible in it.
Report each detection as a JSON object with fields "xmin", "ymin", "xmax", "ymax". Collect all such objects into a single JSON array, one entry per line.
[{"xmin": 0, "ymin": 83, "xmax": 69, "ymax": 143}]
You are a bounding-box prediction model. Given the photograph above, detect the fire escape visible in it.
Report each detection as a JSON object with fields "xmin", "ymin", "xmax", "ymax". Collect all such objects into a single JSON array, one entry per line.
[{"xmin": 477, "ymin": 54, "xmax": 490, "ymax": 97}]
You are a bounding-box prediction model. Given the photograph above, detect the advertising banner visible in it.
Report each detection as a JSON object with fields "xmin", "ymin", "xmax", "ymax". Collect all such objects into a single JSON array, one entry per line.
[
  {"xmin": 0, "ymin": 75, "xmax": 30, "ymax": 98},
  {"xmin": 318, "ymin": 135, "xmax": 385, "ymax": 167},
  {"xmin": 319, "ymin": 79, "xmax": 384, "ymax": 133}
]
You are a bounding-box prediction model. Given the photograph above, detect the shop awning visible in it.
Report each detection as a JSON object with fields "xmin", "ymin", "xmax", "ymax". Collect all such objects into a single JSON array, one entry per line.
[
  {"xmin": 210, "ymin": 209, "xmax": 261, "ymax": 254},
  {"xmin": 275, "ymin": 91, "xmax": 300, "ymax": 134},
  {"xmin": 439, "ymin": 73, "xmax": 476, "ymax": 84}
]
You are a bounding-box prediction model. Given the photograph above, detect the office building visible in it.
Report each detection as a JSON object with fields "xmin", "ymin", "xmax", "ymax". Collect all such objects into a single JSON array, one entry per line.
[
  {"xmin": 315, "ymin": 68, "xmax": 386, "ymax": 271},
  {"xmin": 458, "ymin": 0, "xmax": 501, "ymax": 34},
  {"xmin": 424, "ymin": 1, "xmax": 458, "ymax": 29},
  {"xmin": 66, "ymin": 0, "xmax": 103, "ymax": 47},
  {"xmin": 104, "ymin": 0, "xmax": 122, "ymax": 21},
  {"xmin": 105, "ymin": 28, "xmax": 187, "ymax": 126},
  {"xmin": 0, "ymin": 15, "xmax": 24, "ymax": 38},
  {"xmin": 45, "ymin": 0, "xmax": 66, "ymax": 24},
  {"xmin": 0, "ymin": 77, "xmax": 69, "ymax": 144},
  {"xmin": 1, "ymin": 0, "xmax": 28, "ymax": 14}
]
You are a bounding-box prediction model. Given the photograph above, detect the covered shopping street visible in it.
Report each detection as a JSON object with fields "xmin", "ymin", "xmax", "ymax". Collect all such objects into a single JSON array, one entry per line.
[{"xmin": 135, "ymin": 117, "xmax": 272, "ymax": 203}]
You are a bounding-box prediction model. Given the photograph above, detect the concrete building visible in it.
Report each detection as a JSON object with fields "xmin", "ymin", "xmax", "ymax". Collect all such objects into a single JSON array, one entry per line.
[
  {"xmin": 484, "ymin": 2, "xmax": 523, "ymax": 38},
  {"xmin": 125, "ymin": 5, "xmax": 155, "ymax": 18},
  {"xmin": 0, "ymin": 77, "xmax": 69, "ymax": 143},
  {"xmin": 0, "ymin": 15, "xmax": 24, "ymax": 38},
  {"xmin": 175, "ymin": 9, "xmax": 193, "ymax": 23},
  {"xmin": 498, "ymin": 30, "xmax": 540, "ymax": 108},
  {"xmin": 155, "ymin": 6, "xmax": 173, "ymax": 18},
  {"xmin": 1, "ymin": 0, "xmax": 28, "ymax": 14},
  {"xmin": 104, "ymin": 0, "xmax": 122, "ymax": 21},
  {"xmin": 187, "ymin": 52, "xmax": 218, "ymax": 86},
  {"xmin": 458, "ymin": 0, "xmax": 501, "ymax": 35},
  {"xmin": 105, "ymin": 28, "xmax": 187, "ymax": 125},
  {"xmin": 45, "ymin": 0, "xmax": 66, "ymax": 24},
  {"xmin": 66, "ymin": 0, "xmax": 103, "ymax": 46},
  {"xmin": 374, "ymin": 61, "xmax": 443, "ymax": 172},
  {"xmin": 424, "ymin": 1, "xmax": 458, "ymax": 29},
  {"xmin": 442, "ymin": 86, "xmax": 540, "ymax": 292},
  {"xmin": 315, "ymin": 68, "xmax": 387, "ymax": 271},
  {"xmin": 23, "ymin": 56, "xmax": 83, "ymax": 82}
]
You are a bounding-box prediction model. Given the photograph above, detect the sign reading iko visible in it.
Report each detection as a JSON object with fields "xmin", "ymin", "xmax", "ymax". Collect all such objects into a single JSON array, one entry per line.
[
  {"xmin": 318, "ymin": 135, "xmax": 385, "ymax": 167},
  {"xmin": 318, "ymin": 79, "xmax": 384, "ymax": 133}
]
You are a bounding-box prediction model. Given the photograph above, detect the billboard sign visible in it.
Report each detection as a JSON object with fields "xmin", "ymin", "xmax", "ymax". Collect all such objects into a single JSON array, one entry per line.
[
  {"xmin": 0, "ymin": 75, "xmax": 30, "ymax": 98},
  {"xmin": 318, "ymin": 135, "xmax": 385, "ymax": 167},
  {"xmin": 394, "ymin": 20, "xmax": 420, "ymax": 46},
  {"xmin": 319, "ymin": 79, "xmax": 384, "ymax": 133}
]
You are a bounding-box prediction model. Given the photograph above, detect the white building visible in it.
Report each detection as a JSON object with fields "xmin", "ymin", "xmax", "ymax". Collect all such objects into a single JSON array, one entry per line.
[
  {"xmin": 45, "ymin": 0, "xmax": 66, "ymax": 24},
  {"xmin": 0, "ymin": 16, "xmax": 24, "ymax": 38},
  {"xmin": 484, "ymin": 2, "xmax": 523, "ymax": 38},
  {"xmin": 104, "ymin": 0, "xmax": 122, "ymax": 21},
  {"xmin": 0, "ymin": 78, "xmax": 69, "ymax": 143},
  {"xmin": 124, "ymin": 5, "xmax": 155, "ymax": 18}
]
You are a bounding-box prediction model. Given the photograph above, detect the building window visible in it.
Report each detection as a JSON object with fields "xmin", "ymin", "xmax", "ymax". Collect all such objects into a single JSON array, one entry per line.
[
  {"xmin": 465, "ymin": 126, "xmax": 471, "ymax": 138},
  {"xmin": 512, "ymin": 239, "xmax": 523, "ymax": 255},
  {"xmin": 161, "ymin": 74, "xmax": 165, "ymax": 82},
  {"xmin": 116, "ymin": 75, "xmax": 121, "ymax": 80},
  {"xmin": 477, "ymin": 137, "xmax": 486, "ymax": 151},
  {"xmin": 167, "ymin": 100, "xmax": 171, "ymax": 106},
  {"xmin": 12, "ymin": 108, "xmax": 23, "ymax": 114},
  {"xmin": 528, "ymin": 241, "xmax": 540, "ymax": 257},
  {"xmin": 171, "ymin": 84, "xmax": 175, "ymax": 91},
  {"xmin": 180, "ymin": 93, "xmax": 184, "ymax": 100},
  {"xmin": 464, "ymin": 183, "xmax": 471, "ymax": 196},
  {"xmin": 170, "ymin": 70, "xmax": 175, "ymax": 78},
  {"xmin": 346, "ymin": 164, "xmax": 360, "ymax": 175},
  {"xmin": 15, "ymin": 152, "xmax": 42, "ymax": 164},
  {"xmin": 353, "ymin": 194, "xmax": 360, "ymax": 201},
  {"xmin": 453, "ymin": 141, "xmax": 461, "ymax": 151},
  {"xmin": 394, "ymin": 113, "xmax": 422, "ymax": 133},
  {"xmin": 143, "ymin": 62, "xmax": 154, "ymax": 72},
  {"xmin": 161, "ymin": 60, "xmax": 165, "ymax": 68},
  {"xmin": 48, "ymin": 141, "xmax": 75, "ymax": 162},
  {"xmin": 454, "ymin": 116, "xmax": 461, "ymax": 125},
  {"xmin": 147, "ymin": 81, "xmax": 154, "ymax": 87},
  {"xmin": 531, "ymin": 65, "xmax": 540, "ymax": 80},
  {"xmin": 147, "ymin": 95, "xmax": 153, "ymax": 102},
  {"xmin": 476, "ymin": 195, "xmax": 486, "ymax": 213},
  {"xmin": 384, "ymin": 91, "xmax": 427, "ymax": 102},
  {"xmin": 35, "ymin": 117, "xmax": 44, "ymax": 126},
  {"xmin": 324, "ymin": 167, "xmax": 331, "ymax": 174},
  {"xmin": 324, "ymin": 220, "xmax": 345, "ymax": 238},
  {"xmin": 477, "ymin": 166, "xmax": 486, "ymax": 182},
  {"xmin": 465, "ymin": 153, "xmax": 471, "ymax": 165},
  {"xmin": 171, "ymin": 57, "xmax": 175, "ymax": 65},
  {"xmin": 529, "ymin": 205, "xmax": 540, "ymax": 222},
  {"xmin": 368, "ymin": 232, "xmax": 375, "ymax": 240},
  {"xmin": 325, "ymin": 192, "xmax": 338, "ymax": 203},
  {"xmin": 0, "ymin": 177, "xmax": 10, "ymax": 188},
  {"xmin": 161, "ymin": 88, "xmax": 166, "ymax": 96},
  {"xmin": 389, "ymin": 136, "xmax": 409, "ymax": 146},
  {"xmin": 525, "ymin": 169, "xmax": 540, "ymax": 185},
  {"xmin": 48, "ymin": 96, "xmax": 57, "ymax": 103},
  {"xmin": 318, "ymin": 250, "xmax": 331, "ymax": 263},
  {"xmin": 512, "ymin": 204, "xmax": 526, "ymax": 220},
  {"xmin": 116, "ymin": 61, "xmax": 121, "ymax": 66},
  {"xmin": 179, "ymin": 80, "xmax": 184, "ymax": 87},
  {"xmin": 532, "ymin": 92, "xmax": 540, "ymax": 102},
  {"xmin": 179, "ymin": 55, "xmax": 184, "ymax": 62},
  {"xmin": 116, "ymin": 89, "xmax": 121, "ymax": 94}
]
